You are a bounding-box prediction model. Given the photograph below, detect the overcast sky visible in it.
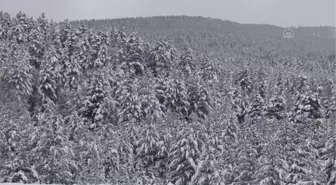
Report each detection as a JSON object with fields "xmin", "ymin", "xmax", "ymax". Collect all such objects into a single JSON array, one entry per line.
[{"xmin": 0, "ymin": 0, "xmax": 335, "ymax": 27}]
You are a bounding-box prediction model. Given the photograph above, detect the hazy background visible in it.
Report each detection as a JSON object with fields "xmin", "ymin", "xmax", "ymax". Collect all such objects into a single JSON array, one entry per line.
[{"xmin": 0, "ymin": 0, "xmax": 335, "ymax": 27}]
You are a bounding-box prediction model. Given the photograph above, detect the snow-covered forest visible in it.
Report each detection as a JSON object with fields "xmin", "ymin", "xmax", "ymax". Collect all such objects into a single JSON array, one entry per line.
[{"xmin": 0, "ymin": 11, "xmax": 335, "ymax": 185}]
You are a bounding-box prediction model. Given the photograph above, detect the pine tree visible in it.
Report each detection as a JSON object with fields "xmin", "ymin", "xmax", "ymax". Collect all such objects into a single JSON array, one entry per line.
[
  {"xmin": 265, "ymin": 76, "xmax": 286, "ymax": 120},
  {"xmin": 118, "ymin": 32, "xmax": 147, "ymax": 76},
  {"xmin": 284, "ymin": 142, "xmax": 319, "ymax": 184},
  {"xmin": 0, "ymin": 12, "xmax": 12, "ymax": 41},
  {"xmin": 249, "ymin": 93, "xmax": 264, "ymax": 125},
  {"xmin": 168, "ymin": 127, "xmax": 203, "ymax": 185},
  {"xmin": 235, "ymin": 69, "xmax": 253, "ymax": 94},
  {"xmin": 289, "ymin": 75, "xmax": 323, "ymax": 125},
  {"xmin": 78, "ymin": 74, "xmax": 107, "ymax": 129},
  {"xmin": 189, "ymin": 133, "xmax": 218, "ymax": 185},
  {"xmin": 198, "ymin": 55, "xmax": 219, "ymax": 84},
  {"xmin": 12, "ymin": 12, "xmax": 31, "ymax": 44},
  {"xmin": 0, "ymin": 43, "xmax": 33, "ymax": 97},
  {"xmin": 136, "ymin": 76, "xmax": 164, "ymax": 122},
  {"xmin": 134, "ymin": 124, "xmax": 168, "ymax": 178},
  {"xmin": 155, "ymin": 77, "xmax": 190, "ymax": 120},
  {"xmin": 319, "ymin": 137, "xmax": 336, "ymax": 184},
  {"xmin": 26, "ymin": 106, "xmax": 78, "ymax": 184},
  {"xmin": 147, "ymin": 40, "xmax": 177, "ymax": 77},
  {"xmin": 233, "ymin": 141, "xmax": 258, "ymax": 184},
  {"xmin": 254, "ymin": 130, "xmax": 283, "ymax": 185},
  {"xmin": 229, "ymin": 87, "xmax": 249, "ymax": 124},
  {"xmin": 178, "ymin": 47, "xmax": 195, "ymax": 77},
  {"xmin": 0, "ymin": 119, "xmax": 32, "ymax": 183},
  {"xmin": 187, "ymin": 78, "xmax": 211, "ymax": 120},
  {"xmin": 59, "ymin": 20, "xmax": 71, "ymax": 49},
  {"xmin": 324, "ymin": 79, "xmax": 336, "ymax": 119},
  {"xmin": 223, "ymin": 116, "xmax": 239, "ymax": 142},
  {"xmin": 74, "ymin": 127, "xmax": 105, "ymax": 184}
]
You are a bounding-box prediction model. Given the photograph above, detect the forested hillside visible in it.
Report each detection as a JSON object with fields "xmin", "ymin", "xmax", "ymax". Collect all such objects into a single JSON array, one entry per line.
[
  {"xmin": 0, "ymin": 12, "xmax": 335, "ymax": 185},
  {"xmin": 71, "ymin": 16, "xmax": 336, "ymax": 54}
]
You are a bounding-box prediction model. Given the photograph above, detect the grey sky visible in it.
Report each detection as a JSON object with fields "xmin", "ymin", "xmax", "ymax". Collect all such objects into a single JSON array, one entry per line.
[{"xmin": 0, "ymin": 0, "xmax": 335, "ymax": 27}]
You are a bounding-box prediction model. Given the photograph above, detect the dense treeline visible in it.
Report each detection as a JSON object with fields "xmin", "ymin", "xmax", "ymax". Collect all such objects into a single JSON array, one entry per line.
[
  {"xmin": 71, "ymin": 16, "xmax": 336, "ymax": 56},
  {"xmin": 0, "ymin": 12, "xmax": 335, "ymax": 185}
]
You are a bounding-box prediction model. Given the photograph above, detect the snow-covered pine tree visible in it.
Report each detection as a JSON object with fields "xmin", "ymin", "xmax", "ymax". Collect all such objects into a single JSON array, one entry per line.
[
  {"xmin": 277, "ymin": 121, "xmax": 318, "ymax": 185},
  {"xmin": 318, "ymin": 136, "xmax": 336, "ymax": 184},
  {"xmin": 50, "ymin": 21, "xmax": 83, "ymax": 93},
  {"xmin": 232, "ymin": 140, "xmax": 258, "ymax": 184},
  {"xmin": 303, "ymin": 121, "xmax": 335, "ymax": 184},
  {"xmin": 26, "ymin": 101, "xmax": 78, "ymax": 184},
  {"xmin": 38, "ymin": 55, "xmax": 60, "ymax": 103},
  {"xmin": 118, "ymin": 32, "xmax": 147, "ymax": 76},
  {"xmin": 168, "ymin": 127, "xmax": 203, "ymax": 185},
  {"xmin": 111, "ymin": 74, "xmax": 162, "ymax": 125},
  {"xmin": 72, "ymin": 121, "xmax": 105, "ymax": 184},
  {"xmin": 186, "ymin": 77, "xmax": 211, "ymax": 121},
  {"xmin": 285, "ymin": 141, "xmax": 321, "ymax": 184},
  {"xmin": 289, "ymin": 75, "xmax": 323, "ymax": 125},
  {"xmin": 134, "ymin": 124, "xmax": 169, "ymax": 178},
  {"xmin": 113, "ymin": 77, "xmax": 140, "ymax": 124},
  {"xmin": 78, "ymin": 73, "xmax": 107, "ymax": 129},
  {"xmin": 222, "ymin": 115, "xmax": 239, "ymax": 143},
  {"xmin": 255, "ymin": 157, "xmax": 282, "ymax": 185},
  {"xmin": 0, "ymin": 42, "xmax": 33, "ymax": 100},
  {"xmin": 36, "ymin": 13, "xmax": 49, "ymax": 39},
  {"xmin": 324, "ymin": 79, "xmax": 336, "ymax": 119},
  {"xmin": 193, "ymin": 121, "xmax": 226, "ymax": 185},
  {"xmin": 254, "ymin": 129, "xmax": 283, "ymax": 185},
  {"xmin": 147, "ymin": 40, "xmax": 177, "ymax": 77},
  {"xmin": 249, "ymin": 93, "xmax": 264, "ymax": 125},
  {"xmin": 198, "ymin": 54, "xmax": 219, "ymax": 85},
  {"xmin": 0, "ymin": 119, "xmax": 32, "ymax": 184},
  {"xmin": 88, "ymin": 31, "xmax": 109, "ymax": 69},
  {"xmin": 12, "ymin": 12, "xmax": 31, "ymax": 44},
  {"xmin": 229, "ymin": 86, "xmax": 249, "ymax": 124},
  {"xmin": 136, "ymin": 76, "xmax": 164, "ymax": 122},
  {"xmin": 155, "ymin": 77, "xmax": 190, "ymax": 120},
  {"xmin": 265, "ymin": 75, "xmax": 286, "ymax": 120},
  {"xmin": 27, "ymin": 26, "xmax": 46, "ymax": 70},
  {"xmin": 178, "ymin": 46, "xmax": 195, "ymax": 77},
  {"xmin": 235, "ymin": 69, "xmax": 253, "ymax": 94},
  {"xmin": 0, "ymin": 12, "xmax": 12, "ymax": 41},
  {"xmin": 59, "ymin": 20, "xmax": 71, "ymax": 49}
]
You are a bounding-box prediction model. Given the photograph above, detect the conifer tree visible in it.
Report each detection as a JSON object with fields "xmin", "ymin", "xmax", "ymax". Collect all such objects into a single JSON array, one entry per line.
[
  {"xmin": 318, "ymin": 136, "xmax": 336, "ymax": 184},
  {"xmin": 198, "ymin": 55, "xmax": 219, "ymax": 84},
  {"xmin": 289, "ymin": 75, "xmax": 323, "ymax": 125},
  {"xmin": 187, "ymin": 78, "xmax": 211, "ymax": 120},
  {"xmin": 26, "ymin": 104, "xmax": 78, "ymax": 184},
  {"xmin": 178, "ymin": 46, "xmax": 195, "ymax": 77},
  {"xmin": 118, "ymin": 32, "xmax": 147, "ymax": 76},
  {"xmin": 0, "ymin": 43, "xmax": 33, "ymax": 99},
  {"xmin": 235, "ymin": 69, "xmax": 253, "ymax": 94},
  {"xmin": 147, "ymin": 40, "xmax": 177, "ymax": 77},
  {"xmin": 0, "ymin": 12, "xmax": 12, "ymax": 41},
  {"xmin": 265, "ymin": 75, "xmax": 286, "ymax": 120},
  {"xmin": 78, "ymin": 74, "xmax": 107, "ymax": 129},
  {"xmin": 324, "ymin": 79, "xmax": 336, "ymax": 119},
  {"xmin": 155, "ymin": 77, "xmax": 190, "ymax": 120},
  {"xmin": 168, "ymin": 127, "xmax": 203, "ymax": 185},
  {"xmin": 229, "ymin": 86, "xmax": 249, "ymax": 124},
  {"xmin": 249, "ymin": 93, "xmax": 264, "ymax": 125}
]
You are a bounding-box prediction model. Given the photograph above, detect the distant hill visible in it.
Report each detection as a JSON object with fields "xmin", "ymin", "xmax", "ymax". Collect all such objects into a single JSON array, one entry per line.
[
  {"xmin": 72, "ymin": 16, "xmax": 336, "ymax": 38},
  {"xmin": 71, "ymin": 16, "xmax": 336, "ymax": 58}
]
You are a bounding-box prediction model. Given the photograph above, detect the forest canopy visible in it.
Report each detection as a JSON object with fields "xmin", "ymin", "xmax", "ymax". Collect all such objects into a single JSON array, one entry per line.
[{"xmin": 0, "ymin": 12, "xmax": 335, "ymax": 185}]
